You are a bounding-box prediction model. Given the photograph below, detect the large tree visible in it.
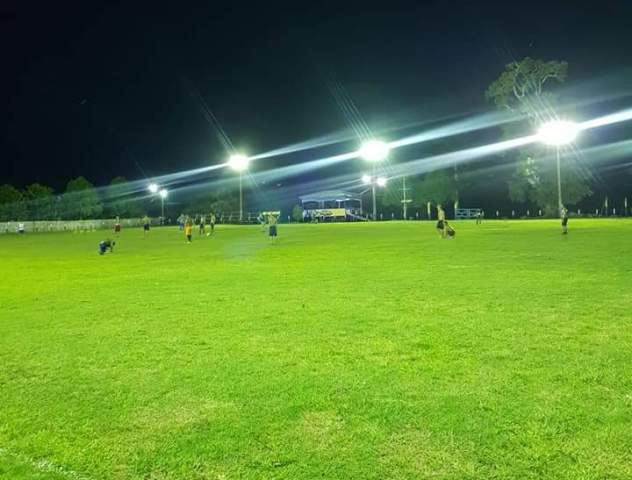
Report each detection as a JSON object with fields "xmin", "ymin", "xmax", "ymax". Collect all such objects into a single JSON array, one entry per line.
[
  {"xmin": 413, "ymin": 170, "xmax": 458, "ymax": 207},
  {"xmin": 104, "ymin": 176, "xmax": 143, "ymax": 218},
  {"xmin": 0, "ymin": 184, "xmax": 26, "ymax": 221},
  {"xmin": 486, "ymin": 57, "xmax": 591, "ymax": 212},
  {"xmin": 62, "ymin": 176, "xmax": 103, "ymax": 219},
  {"xmin": 24, "ymin": 183, "xmax": 55, "ymax": 220}
]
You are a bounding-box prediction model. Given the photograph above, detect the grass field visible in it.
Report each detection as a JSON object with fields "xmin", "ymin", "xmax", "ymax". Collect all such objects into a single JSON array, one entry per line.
[{"xmin": 0, "ymin": 220, "xmax": 631, "ymax": 479}]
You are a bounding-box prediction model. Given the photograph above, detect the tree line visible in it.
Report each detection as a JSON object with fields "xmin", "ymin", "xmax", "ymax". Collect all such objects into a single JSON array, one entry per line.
[{"xmin": 0, "ymin": 176, "xmax": 145, "ymax": 222}]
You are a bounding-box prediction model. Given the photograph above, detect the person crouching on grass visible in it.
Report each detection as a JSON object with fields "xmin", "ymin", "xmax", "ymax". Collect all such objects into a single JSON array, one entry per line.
[
  {"xmin": 185, "ymin": 218, "xmax": 193, "ymax": 243},
  {"xmin": 436, "ymin": 204, "xmax": 447, "ymax": 238},
  {"xmin": 445, "ymin": 221, "xmax": 456, "ymax": 238},
  {"xmin": 99, "ymin": 238, "xmax": 115, "ymax": 255}
]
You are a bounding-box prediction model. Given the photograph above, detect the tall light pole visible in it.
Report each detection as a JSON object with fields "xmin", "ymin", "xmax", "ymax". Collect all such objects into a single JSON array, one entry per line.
[
  {"xmin": 159, "ymin": 189, "xmax": 168, "ymax": 220},
  {"xmin": 538, "ymin": 120, "xmax": 579, "ymax": 217},
  {"xmin": 401, "ymin": 176, "xmax": 411, "ymax": 220},
  {"xmin": 359, "ymin": 140, "xmax": 389, "ymax": 220},
  {"xmin": 228, "ymin": 154, "xmax": 250, "ymax": 222},
  {"xmin": 362, "ymin": 174, "xmax": 387, "ymax": 220}
]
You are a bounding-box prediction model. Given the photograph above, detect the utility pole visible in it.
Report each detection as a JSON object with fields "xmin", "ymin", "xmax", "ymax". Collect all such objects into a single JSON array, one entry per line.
[{"xmin": 401, "ymin": 176, "xmax": 412, "ymax": 220}]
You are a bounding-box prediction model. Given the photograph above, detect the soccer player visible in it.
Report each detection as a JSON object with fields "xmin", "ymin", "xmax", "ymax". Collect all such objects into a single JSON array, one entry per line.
[
  {"xmin": 436, "ymin": 205, "xmax": 447, "ymax": 238},
  {"xmin": 268, "ymin": 213, "xmax": 278, "ymax": 242},
  {"xmin": 98, "ymin": 238, "xmax": 115, "ymax": 255},
  {"xmin": 199, "ymin": 215, "xmax": 206, "ymax": 236},
  {"xmin": 114, "ymin": 216, "xmax": 122, "ymax": 236},
  {"xmin": 561, "ymin": 206, "xmax": 569, "ymax": 235},
  {"xmin": 185, "ymin": 219, "xmax": 193, "ymax": 243},
  {"xmin": 209, "ymin": 213, "xmax": 216, "ymax": 235},
  {"xmin": 142, "ymin": 215, "xmax": 150, "ymax": 237}
]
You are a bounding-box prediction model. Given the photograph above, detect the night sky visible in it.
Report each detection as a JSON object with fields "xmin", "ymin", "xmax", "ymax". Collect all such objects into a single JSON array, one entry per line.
[{"xmin": 2, "ymin": 1, "xmax": 632, "ymax": 195}]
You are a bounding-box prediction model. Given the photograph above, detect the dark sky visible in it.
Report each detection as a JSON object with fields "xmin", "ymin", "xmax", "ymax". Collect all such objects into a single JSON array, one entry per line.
[{"xmin": 2, "ymin": 1, "xmax": 632, "ymax": 191}]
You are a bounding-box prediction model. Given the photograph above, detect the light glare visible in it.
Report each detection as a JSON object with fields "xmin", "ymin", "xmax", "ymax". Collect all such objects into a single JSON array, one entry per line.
[
  {"xmin": 148, "ymin": 183, "xmax": 159, "ymax": 194},
  {"xmin": 159, "ymin": 189, "xmax": 168, "ymax": 198},
  {"xmin": 228, "ymin": 154, "xmax": 250, "ymax": 172},
  {"xmin": 538, "ymin": 120, "xmax": 579, "ymax": 146},
  {"xmin": 376, "ymin": 176, "xmax": 387, "ymax": 187},
  {"xmin": 362, "ymin": 174, "xmax": 372, "ymax": 184},
  {"xmin": 359, "ymin": 139, "xmax": 389, "ymax": 162}
]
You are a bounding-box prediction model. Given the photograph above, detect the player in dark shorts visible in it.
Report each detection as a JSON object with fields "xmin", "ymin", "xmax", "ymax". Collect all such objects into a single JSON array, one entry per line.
[
  {"xmin": 114, "ymin": 216, "xmax": 122, "ymax": 236},
  {"xmin": 99, "ymin": 239, "xmax": 115, "ymax": 255},
  {"xmin": 436, "ymin": 205, "xmax": 447, "ymax": 238},
  {"xmin": 268, "ymin": 214, "xmax": 278, "ymax": 241},
  {"xmin": 142, "ymin": 215, "xmax": 150, "ymax": 237},
  {"xmin": 561, "ymin": 207, "xmax": 569, "ymax": 234}
]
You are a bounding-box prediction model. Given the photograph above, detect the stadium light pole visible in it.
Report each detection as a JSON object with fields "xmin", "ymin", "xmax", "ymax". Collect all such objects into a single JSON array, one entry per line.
[
  {"xmin": 359, "ymin": 140, "xmax": 389, "ymax": 220},
  {"xmin": 228, "ymin": 154, "xmax": 250, "ymax": 222},
  {"xmin": 362, "ymin": 174, "xmax": 388, "ymax": 220},
  {"xmin": 159, "ymin": 189, "xmax": 168, "ymax": 220},
  {"xmin": 537, "ymin": 120, "xmax": 579, "ymax": 217}
]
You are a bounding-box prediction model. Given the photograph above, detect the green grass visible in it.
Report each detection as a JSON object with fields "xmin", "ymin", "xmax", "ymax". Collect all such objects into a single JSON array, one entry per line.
[{"xmin": 0, "ymin": 220, "xmax": 631, "ymax": 479}]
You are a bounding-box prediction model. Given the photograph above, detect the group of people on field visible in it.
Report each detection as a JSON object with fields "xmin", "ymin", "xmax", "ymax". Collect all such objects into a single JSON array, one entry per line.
[
  {"xmin": 176, "ymin": 213, "xmax": 217, "ymax": 243},
  {"xmin": 99, "ymin": 206, "xmax": 568, "ymax": 254},
  {"xmin": 99, "ymin": 211, "xmax": 280, "ymax": 254},
  {"xmin": 434, "ymin": 203, "xmax": 568, "ymax": 238}
]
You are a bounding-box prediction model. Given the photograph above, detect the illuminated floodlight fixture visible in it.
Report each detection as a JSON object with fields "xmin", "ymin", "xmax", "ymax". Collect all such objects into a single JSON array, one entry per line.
[
  {"xmin": 228, "ymin": 153, "xmax": 250, "ymax": 172},
  {"xmin": 359, "ymin": 139, "xmax": 390, "ymax": 162},
  {"xmin": 148, "ymin": 183, "xmax": 159, "ymax": 194},
  {"xmin": 159, "ymin": 189, "xmax": 168, "ymax": 199},
  {"xmin": 376, "ymin": 176, "xmax": 387, "ymax": 187},
  {"xmin": 538, "ymin": 120, "xmax": 579, "ymax": 146},
  {"xmin": 362, "ymin": 174, "xmax": 372, "ymax": 184}
]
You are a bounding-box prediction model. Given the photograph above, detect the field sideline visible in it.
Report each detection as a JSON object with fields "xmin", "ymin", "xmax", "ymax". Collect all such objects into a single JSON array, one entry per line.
[{"xmin": 1, "ymin": 220, "xmax": 631, "ymax": 479}]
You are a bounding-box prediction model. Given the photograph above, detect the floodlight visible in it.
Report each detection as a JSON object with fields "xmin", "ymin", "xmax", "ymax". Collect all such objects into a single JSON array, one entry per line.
[
  {"xmin": 148, "ymin": 183, "xmax": 159, "ymax": 194},
  {"xmin": 228, "ymin": 154, "xmax": 250, "ymax": 172},
  {"xmin": 159, "ymin": 189, "xmax": 168, "ymax": 199},
  {"xmin": 359, "ymin": 139, "xmax": 389, "ymax": 162},
  {"xmin": 362, "ymin": 174, "xmax": 372, "ymax": 184},
  {"xmin": 538, "ymin": 120, "xmax": 579, "ymax": 146},
  {"xmin": 376, "ymin": 176, "xmax": 387, "ymax": 187}
]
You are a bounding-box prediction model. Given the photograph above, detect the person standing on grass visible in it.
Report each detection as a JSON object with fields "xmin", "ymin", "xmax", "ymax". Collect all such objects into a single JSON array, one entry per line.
[
  {"xmin": 142, "ymin": 215, "xmax": 150, "ymax": 237},
  {"xmin": 209, "ymin": 213, "xmax": 216, "ymax": 235},
  {"xmin": 114, "ymin": 216, "xmax": 122, "ymax": 236},
  {"xmin": 199, "ymin": 214, "xmax": 206, "ymax": 236},
  {"xmin": 185, "ymin": 218, "xmax": 193, "ymax": 243},
  {"xmin": 561, "ymin": 206, "xmax": 569, "ymax": 235},
  {"xmin": 436, "ymin": 204, "xmax": 447, "ymax": 238},
  {"xmin": 268, "ymin": 213, "xmax": 278, "ymax": 242}
]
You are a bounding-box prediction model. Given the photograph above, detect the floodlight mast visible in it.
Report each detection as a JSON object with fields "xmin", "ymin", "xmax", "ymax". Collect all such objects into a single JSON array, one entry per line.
[
  {"xmin": 537, "ymin": 120, "xmax": 579, "ymax": 217},
  {"xmin": 228, "ymin": 154, "xmax": 250, "ymax": 222},
  {"xmin": 159, "ymin": 189, "xmax": 168, "ymax": 220},
  {"xmin": 359, "ymin": 140, "xmax": 389, "ymax": 220}
]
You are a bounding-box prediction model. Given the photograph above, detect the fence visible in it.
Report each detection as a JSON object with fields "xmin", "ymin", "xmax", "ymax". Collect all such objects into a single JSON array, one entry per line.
[{"xmin": 0, "ymin": 218, "xmax": 153, "ymax": 234}]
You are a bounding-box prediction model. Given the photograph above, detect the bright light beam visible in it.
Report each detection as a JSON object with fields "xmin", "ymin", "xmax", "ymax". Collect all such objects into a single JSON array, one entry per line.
[{"xmin": 578, "ymin": 108, "xmax": 632, "ymax": 131}]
